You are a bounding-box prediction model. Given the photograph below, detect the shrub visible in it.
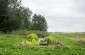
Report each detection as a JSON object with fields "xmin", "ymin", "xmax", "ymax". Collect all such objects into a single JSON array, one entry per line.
[
  {"xmin": 45, "ymin": 36, "xmax": 56, "ymax": 45},
  {"xmin": 27, "ymin": 33, "xmax": 39, "ymax": 41},
  {"xmin": 26, "ymin": 33, "xmax": 39, "ymax": 46},
  {"xmin": 32, "ymin": 39, "xmax": 39, "ymax": 46}
]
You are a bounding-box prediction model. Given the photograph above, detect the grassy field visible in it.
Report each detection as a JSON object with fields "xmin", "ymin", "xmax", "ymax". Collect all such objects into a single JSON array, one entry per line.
[{"xmin": 0, "ymin": 32, "xmax": 85, "ymax": 55}]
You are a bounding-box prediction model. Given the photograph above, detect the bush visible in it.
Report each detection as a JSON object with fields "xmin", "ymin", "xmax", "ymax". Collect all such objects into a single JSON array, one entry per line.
[
  {"xmin": 45, "ymin": 36, "xmax": 56, "ymax": 45},
  {"xmin": 26, "ymin": 33, "xmax": 39, "ymax": 46},
  {"xmin": 32, "ymin": 39, "xmax": 39, "ymax": 46},
  {"xmin": 27, "ymin": 33, "xmax": 38, "ymax": 41}
]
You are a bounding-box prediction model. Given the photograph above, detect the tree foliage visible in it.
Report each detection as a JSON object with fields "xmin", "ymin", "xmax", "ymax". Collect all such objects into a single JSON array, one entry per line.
[
  {"xmin": 0, "ymin": 0, "xmax": 11, "ymax": 32},
  {"xmin": 31, "ymin": 14, "xmax": 48, "ymax": 31},
  {"xmin": 0, "ymin": 0, "xmax": 32, "ymax": 32},
  {"xmin": 0, "ymin": 0, "xmax": 48, "ymax": 32}
]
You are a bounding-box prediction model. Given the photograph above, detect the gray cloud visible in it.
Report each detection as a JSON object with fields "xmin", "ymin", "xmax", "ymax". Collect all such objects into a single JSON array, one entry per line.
[{"xmin": 22, "ymin": 0, "xmax": 85, "ymax": 32}]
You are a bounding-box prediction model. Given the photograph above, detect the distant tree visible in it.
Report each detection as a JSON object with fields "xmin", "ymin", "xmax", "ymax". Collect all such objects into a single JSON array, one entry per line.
[
  {"xmin": 0, "ymin": 0, "xmax": 32, "ymax": 32},
  {"xmin": 0, "ymin": 0, "xmax": 12, "ymax": 32},
  {"xmin": 0, "ymin": 0, "xmax": 48, "ymax": 32},
  {"xmin": 0, "ymin": 0, "xmax": 8, "ymax": 16},
  {"xmin": 31, "ymin": 14, "xmax": 48, "ymax": 31},
  {"xmin": 16, "ymin": 7, "xmax": 32, "ymax": 30}
]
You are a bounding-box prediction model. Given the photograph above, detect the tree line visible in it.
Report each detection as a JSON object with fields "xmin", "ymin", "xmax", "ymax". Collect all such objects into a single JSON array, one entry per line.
[{"xmin": 0, "ymin": 0, "xmax": 48, "ymax": 32}]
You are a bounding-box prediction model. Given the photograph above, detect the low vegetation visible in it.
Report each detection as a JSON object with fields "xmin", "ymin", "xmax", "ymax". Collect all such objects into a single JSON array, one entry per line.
[
  {"xmin": 20, "ymin": 33, "xmax": 39, "ymax": 47},
  {"xmin": 0, "ymin": 32, "xmax": 85, "ymax": 55},
  {"xmin": 45, "ymin": 36, "xmax": 56, "ymax": 45}
]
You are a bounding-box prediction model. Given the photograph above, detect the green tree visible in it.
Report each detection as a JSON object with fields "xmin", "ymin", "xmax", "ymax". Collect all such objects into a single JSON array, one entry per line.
[
  {"xmin": 16, "ymin": 7, "xmax": 32, "ymax": 30},
  {"xmin": 0, "ymin": 0, "xmax": 32, "ymax": 32},
  {"xmin": 0, "ymin": 0, "xmax": 48, "ymax": 32},
  {"xmin": 31, "ymin": 14, "xmax": 48, "ymax": 31},
  {"xmin": 0, "ymin": 0, "xmax": 11, "ymax": 32}
]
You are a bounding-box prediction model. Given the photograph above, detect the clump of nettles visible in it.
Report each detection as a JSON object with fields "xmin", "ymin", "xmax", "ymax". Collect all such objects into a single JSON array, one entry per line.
[
  {"xmin": 45, "ymin": 36, "xmax": 65, "ymax": 48},
  {"xmin": 45, "ymin": 36, "xmax": 56, "ymax": 45},
  {"xmin": 20, "ymin": 33, "xmax": 39, "ymax": 47}
]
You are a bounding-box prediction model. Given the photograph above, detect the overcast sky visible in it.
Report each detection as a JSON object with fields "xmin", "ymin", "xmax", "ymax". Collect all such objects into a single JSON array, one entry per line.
[{"xmin": 22, "ymin": 0, "xmax": 85, "ymax": 32}]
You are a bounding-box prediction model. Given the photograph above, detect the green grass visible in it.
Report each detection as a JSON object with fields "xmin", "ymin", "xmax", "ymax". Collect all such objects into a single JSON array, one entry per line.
[{"xmin": 0, "ymin": 32, "xmax": 85, "ymax": 55}]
